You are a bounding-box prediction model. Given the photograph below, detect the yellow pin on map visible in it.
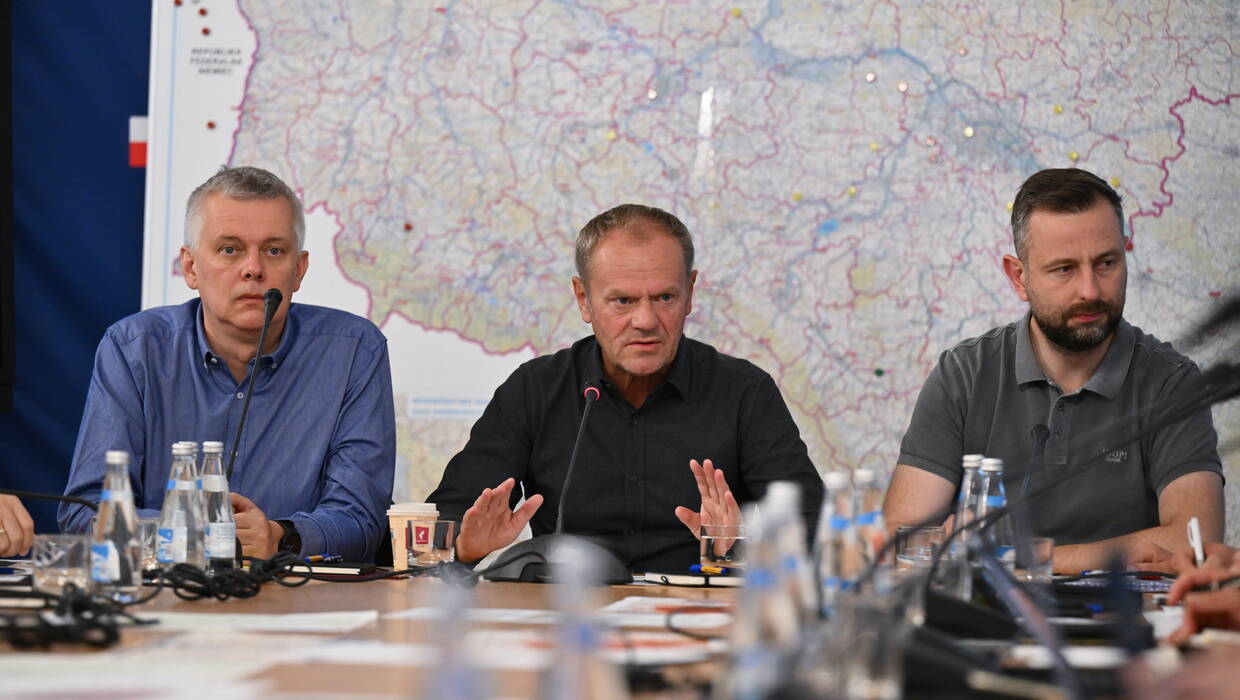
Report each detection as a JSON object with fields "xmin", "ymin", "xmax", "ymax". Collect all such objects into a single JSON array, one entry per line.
[
  {"xmin": 1068, "ymin": 150, "xmax": 1080, "ymax": 162},
  {"xmin": 606, "ymin": 129, "xmax": 618, "ymax": 141},
  {"xmin": 731, "ymin": 8, "xmax": 742, "ymax": 18},
  {"xmin": 869, "ymin": 140, "xmax": 880, "ymax": 152},
  {"xmin": 1110, "ymin": 177, "xmax": 1121, "ymax": 187},
  {"xmin": 1053, "ymin": 104, "xmax": 1064, "ymax": 114},
  {"xmin": 1005, "ymin": 201, "xmax": 1014, "ymax": 212},
  {"xmin": 847, "ymin": 185, "xmax": 858, "ymax": 197},
  {"xmin": 792, "ymin": 191, "xmax": 803, "ymax": 202}
]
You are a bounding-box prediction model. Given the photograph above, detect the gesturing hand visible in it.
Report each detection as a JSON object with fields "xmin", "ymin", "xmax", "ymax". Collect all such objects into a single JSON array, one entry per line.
[
  {"xmin": 673, "ymin": 458, "xmax": 741, "ymax": 540},
  {"xmin": 455, "ymin": 477, "xmax": 544, "ymax": 563}
]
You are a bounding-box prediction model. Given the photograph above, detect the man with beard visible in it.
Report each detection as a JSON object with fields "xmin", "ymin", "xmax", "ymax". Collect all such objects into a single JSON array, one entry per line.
[{"xmin": 883, "ymin": 168, "xmax": 1222, "ymax": 573}]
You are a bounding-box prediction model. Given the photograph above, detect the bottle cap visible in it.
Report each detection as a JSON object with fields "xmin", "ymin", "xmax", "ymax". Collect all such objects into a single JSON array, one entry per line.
[
  {"xmin": 105, "ymin": 450, "xmax": 129, "ymax": 465},
  {"xmin": 962, "ymin": 454, "xmax": 984, "ymax": 468},
  {"xmin": 980, "ymin": 457, "xmax": 1004, "ymax": 472},
  {"xmin": 202, "ymin": 441, "xmax": 224, "ymax": 453},
  {"xmin": 171, "ymin": 443, "xmax": 194, "ymax": 456},
  {"xmin": 823, "ymin": 471, "xmax": 851, "ymax": 491}
]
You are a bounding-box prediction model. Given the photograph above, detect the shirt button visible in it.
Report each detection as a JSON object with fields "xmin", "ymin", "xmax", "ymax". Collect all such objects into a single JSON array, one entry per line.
[
  {"xmin": 629, "ymin": 475, "xmax": 638, "ymax": 483},
  {"xmin": 630, "ymin": 418, "xmax": 639, "ymax": 427},
  {"xmin": 210, "ymin": 357, "xmax": 218, "ymax": 364},
  {"xmin": 236, "ymin": 392, "xmax": 245, "ymax": 400}
]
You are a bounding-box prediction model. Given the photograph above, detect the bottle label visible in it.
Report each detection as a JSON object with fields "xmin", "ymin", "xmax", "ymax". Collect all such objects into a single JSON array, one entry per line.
[
  {"xmin": 207, "ymin": 522, "xmax": 237, "ymax": 558},
  {"xmin": 90, "ymin": 541, "xmax": 120, "ymax": 582},
  {"xmin": 830, "ymin": 515, "xmax": 851, "ymax": 531},
  {"xmin": 167, "ymin": 480, "xmax": 196, "ymax": 491},
  {"xmin": 987, "ymin": 495, "xmax": 1005, "ymax": 508},
  {"xmin": 995, "ymin": 545, "xmax": 1015, "ymax": 565},
  {"xmin": 855, "ymin": 510, "xmax": 880, "ymax": 527},
  {"xmin": 157, "ymin": 526, "xmax": 188, "ymax": 563},
  {"xmin": 100, "ymin": 489, "xmax": 133, "ymax": 504},
  {"xmin": 201, "ymin": 475, "xmax": 228, "ymax": 493}
]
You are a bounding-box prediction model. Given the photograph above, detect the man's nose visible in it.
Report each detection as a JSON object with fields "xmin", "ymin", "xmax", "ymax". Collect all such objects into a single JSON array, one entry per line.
[
  {"xmin": 1076, "ymin": 268, "xmax": 1101, "ymax": 301},
  {"xmin": 241, "ymin": 250, "xmax": 265, "ymax": 281},
  {"xmin": 630, "ymin": 299, "xmax": 657, "ymax": 329}
]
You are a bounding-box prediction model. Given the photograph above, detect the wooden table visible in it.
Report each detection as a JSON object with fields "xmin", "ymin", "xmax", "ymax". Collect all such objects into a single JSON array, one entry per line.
[{"xmin": 5, "ymin": 575, "xmax": 738, "ymax": 698}]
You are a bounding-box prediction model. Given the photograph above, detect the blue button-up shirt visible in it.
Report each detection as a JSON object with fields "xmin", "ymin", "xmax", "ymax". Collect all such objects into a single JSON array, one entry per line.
[{"xmin": 60, "ymin": 299, "xmax": 396, "ymax": 561}]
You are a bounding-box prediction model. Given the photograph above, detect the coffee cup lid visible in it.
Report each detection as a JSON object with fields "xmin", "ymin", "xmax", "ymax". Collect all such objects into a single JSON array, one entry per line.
[{"xmin": 387, "ymin": 502, "xmax": 438, "ymax": 515}]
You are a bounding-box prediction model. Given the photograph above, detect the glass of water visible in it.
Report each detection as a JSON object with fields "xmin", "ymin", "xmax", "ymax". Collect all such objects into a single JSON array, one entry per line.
[
  {"xmin": 1014, "ymin": 536, "xmax": 1054, "ymax": 583},
  {"xmin": 894, "ymin": 526, "xmax": 944, "ymax": 571},
  {"xmin": 138, "ymin": 517, "xmax": 161, "ymax": 575},
  {"xmin": 699, "ymin": 524, "xmax": 746, "ymax": 568},
  {"xmin": 32, "ymin": 533, "xmax": 91, "ymax": 595}
]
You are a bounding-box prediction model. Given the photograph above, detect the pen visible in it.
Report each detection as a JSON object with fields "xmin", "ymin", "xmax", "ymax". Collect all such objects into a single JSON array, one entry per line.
[
  {"xmin": 690, "ymin": 564, "xmax": 734, "ymax": 576},
  {"xmin": 303, "ymin": 554, "xmax": 342, "ymax": 563},
  {"xmin": 1188, "ymin": 517, "xmax": 1205, "ymax": 569}
]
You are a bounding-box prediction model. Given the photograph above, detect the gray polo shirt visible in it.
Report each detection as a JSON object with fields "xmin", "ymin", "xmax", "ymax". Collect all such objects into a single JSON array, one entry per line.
[{"xmin": 898, "ymin": 314, "xmax": 1222, "ymax": 545}]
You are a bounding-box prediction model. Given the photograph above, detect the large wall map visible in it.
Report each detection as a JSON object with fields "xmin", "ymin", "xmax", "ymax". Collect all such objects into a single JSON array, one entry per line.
[{"xmin": 144, "ymin": 1, "xmax": 1240, "ymax": 536}]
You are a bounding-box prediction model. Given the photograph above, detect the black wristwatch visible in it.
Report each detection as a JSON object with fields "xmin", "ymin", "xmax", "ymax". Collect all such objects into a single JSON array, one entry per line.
[{"xmin": 276, "ymin": 519, "xmax": 302, "ymax": 555}]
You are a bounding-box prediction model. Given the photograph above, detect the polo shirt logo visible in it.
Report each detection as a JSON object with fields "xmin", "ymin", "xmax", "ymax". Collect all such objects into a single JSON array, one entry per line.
[{"xmin": 1104, "ymin": 449, "xmax": 1128, "ymax": 464}]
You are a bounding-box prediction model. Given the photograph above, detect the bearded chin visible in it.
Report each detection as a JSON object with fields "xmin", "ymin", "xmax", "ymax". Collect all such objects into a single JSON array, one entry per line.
[{"xmin": 1034, "ymin": 310, "xmax": 1120, "ymax": 353}]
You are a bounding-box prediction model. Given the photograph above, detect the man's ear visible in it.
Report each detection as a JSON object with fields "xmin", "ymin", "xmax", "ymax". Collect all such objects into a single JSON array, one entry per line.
[
  {"xmin": 180, "ymin": 246, "xmax": 199, "ymax": 290},
  {"xmin": 1002, "ymin": 254, "xmax": 1028, "ymax": 302},
  {"xmin": 572, "ymin": 276, "xmax": 592, "ymax": 324}
]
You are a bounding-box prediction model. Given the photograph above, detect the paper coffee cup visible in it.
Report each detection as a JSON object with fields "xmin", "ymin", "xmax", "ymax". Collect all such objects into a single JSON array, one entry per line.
[{"xmin": 388, "ymin": 503, "xmax": 438, "ymax": 569}]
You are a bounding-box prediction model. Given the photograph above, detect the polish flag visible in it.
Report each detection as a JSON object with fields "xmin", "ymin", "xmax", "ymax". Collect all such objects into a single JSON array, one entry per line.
[{"xmin": 129, "ymin": 116, "xmax": 148, "ymax": 168}]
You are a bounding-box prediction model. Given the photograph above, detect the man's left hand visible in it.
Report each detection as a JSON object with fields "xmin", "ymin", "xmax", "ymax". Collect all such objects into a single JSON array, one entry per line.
[
  {"xmin": 674, "ymin": 458, "xmax": 741, "ymax": 538},
  {"xmin": 231, "ymin": 493, "xmax": 284, "ymax": 559}
]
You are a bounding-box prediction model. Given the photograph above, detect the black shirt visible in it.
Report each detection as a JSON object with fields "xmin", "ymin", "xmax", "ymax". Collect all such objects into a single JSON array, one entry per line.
[{"xmin": 427, "ymin": 335, "xmax": 823, "ymax": 573}]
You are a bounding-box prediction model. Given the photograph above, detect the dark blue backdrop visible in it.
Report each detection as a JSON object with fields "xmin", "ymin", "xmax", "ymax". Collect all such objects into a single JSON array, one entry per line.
[{"xmin": 1, "ymin": 2, "xmax": 150, "ymax": 533}]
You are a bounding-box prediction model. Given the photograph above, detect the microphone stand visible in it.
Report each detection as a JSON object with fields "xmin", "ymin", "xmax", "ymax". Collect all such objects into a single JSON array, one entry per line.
[{"xmin": 226, "ymin": 288, "xmax": 282, "ymax": 481}]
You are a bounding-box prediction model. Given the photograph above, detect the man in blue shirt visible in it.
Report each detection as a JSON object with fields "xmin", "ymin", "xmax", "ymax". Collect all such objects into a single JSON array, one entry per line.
[{"xmin": 60, "ymin": 167, "xmax": 395, "ymax": 562}]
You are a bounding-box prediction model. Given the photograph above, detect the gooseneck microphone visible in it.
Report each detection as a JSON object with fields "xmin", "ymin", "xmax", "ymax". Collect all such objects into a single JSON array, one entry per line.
[
  {"xmin": 482, "ymin": 381, "xmax": 630, "ymax": 584},
  {"xmin": 225, "ymin": 288, "xmax": 282, "ymax": 481},
  {"xmin": 555, "ymin": 384, "xmax": 600, "ymax": 534}
]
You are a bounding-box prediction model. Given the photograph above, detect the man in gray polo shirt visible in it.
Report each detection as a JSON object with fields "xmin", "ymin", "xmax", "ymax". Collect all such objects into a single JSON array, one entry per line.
[{"xmin": 883, "ymin": 168, "xmax": 1223, "ymax": 573}]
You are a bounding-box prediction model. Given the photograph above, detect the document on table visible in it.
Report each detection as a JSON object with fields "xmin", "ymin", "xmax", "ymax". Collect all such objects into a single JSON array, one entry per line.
[
  {"xmin": 387, "ymin": 596, "xmax": 733, "ymax": 630},
  {"xmin": 143, "ymin": 609, "xmax": 379, "ymax": 633}
]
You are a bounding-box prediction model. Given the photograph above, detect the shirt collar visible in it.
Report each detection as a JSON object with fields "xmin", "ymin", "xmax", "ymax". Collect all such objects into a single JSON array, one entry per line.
[
  {"xmin": 197, "ymin": 299, "xmax": 298, "ymax": 372},
  {"xmin": 587, "ymin": 335, "xmax": 693, "ymax": 401},
  {"xmin": 1014, "ymin": 310, "xmax": 1135, "ymax": 398}
]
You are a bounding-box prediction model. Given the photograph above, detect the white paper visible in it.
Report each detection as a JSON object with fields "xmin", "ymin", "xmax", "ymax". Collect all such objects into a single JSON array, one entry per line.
[
  {"xmin": 144, "ymin": 609, "xmax": 379, "ymax": 634},
  {"xmin": 1006, "ymin": 644, "xmax": 1130, "ymax": 669},
  {"xmin": 387, "ymin": 596, "xmax": 732, "ymax": 630},
  {"xmin": 1144, "ymin": 607, "xmax": 1185, "ymax": 640}
]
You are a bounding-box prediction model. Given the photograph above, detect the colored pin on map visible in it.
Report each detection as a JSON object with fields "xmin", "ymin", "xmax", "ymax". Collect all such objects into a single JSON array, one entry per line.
[
  {"xmin": 1068, "ymin": 150, "xmax": 1080, "ymax": 162},
  {"xmin": 957, "ymin": 47, "xmax": 968, "ymax": 57},
  {"xmin": 874, "ymin": 368, "xmax": 885, "ymax": 377},
  {"xmin": 897, "ymin": 81, "xmax": 909, "ymax": 93},
  {"xmin": 963, "ymin": 126, "xmax": 975, "ymax": 138},
  {"xmin": 1005, "ymin": 201, "xmax": 1014, "ymax": 212},
  {"xmin": 865, "ymin": 72, "xmax": 877, "ymax": 83},
  {"xmin": 1110, "ymin": 177, "xmax": 1121, "ymax": 187},
  {"xmin": 925, "ymin": 136, "xmax": 937, "ymax": 147},
  {"xmin": 847, "ymin": 185, "xmax": 858, "ymax": 197},
  {"xmin": 731, "ymin": 8, "xmax": 742, "ymax": 17},
  {"xmin": 792, "ymin": 192, "xmax": 803, "ymax": 202},
  {"xmin": 206, "ymin": 121, "xmax": 216, "ymax": 130},
  {"xmin": 647, "ymin": 89, "xmax": 658, "ymax": 100},
  {"xmin": 198, "ymin": 7, "xmax": 207, "ymax": 15},
  {"xmin": 202, "ymin": 27, "xmax": 211, "ymax": 36},
  {"xmin": 869, "ymin": 140, "xmax": 880, "ymax": 152},
  {"xmin": 1053, "ymin": 104, "xmax": 1064, "ymax": 114},
  {"xmin": 606, "ymin": 129, "xmax": 618, "ymax": 141}
]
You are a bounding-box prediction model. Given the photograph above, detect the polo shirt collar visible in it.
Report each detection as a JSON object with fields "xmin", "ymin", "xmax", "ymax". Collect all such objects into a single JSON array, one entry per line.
[
  {"xmin": 197, "ymin": 299, "xmax": 298, "ymax": 372},
  {"xmin": 587, "ymin": 335, "xmax": 692, "ymax": 401},
  {"xmin": 1014, "ymin": 310, "xmax": 1134, "ymax": 399}
]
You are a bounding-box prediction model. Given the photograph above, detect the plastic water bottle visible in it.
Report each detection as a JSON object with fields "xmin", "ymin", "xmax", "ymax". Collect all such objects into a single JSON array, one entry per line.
[
  {"xmin": 816, "ymin": 470, "xmax": 863, "ymax": 613},
  {"xmin": 764, "ymin": 481, "xmax": 816, "ymax": 618},
  {"xmin": 91, "ymin": 450, "xmax": 142, "ymax": 601},
  {"xmin": 158, "ymin": 442, "xmax": 207, "ymax": 568},
  {"xmin": 977, "ymin": 457, "xmax": 1015, "ymax": 567},
  {"xmin": 200, "ymin": 441, "xmax": 236, "ymax": 574},
  {"xmin": 943, "ymin": 454, "xmax": 984, "ymax": 600},
  {"xmin": 541, "ymin": 539, "xmax": 626, "ymax": 700},
  {"xmin": 852, "ymin": 468, "xmax": 886, "ymax": 563}
]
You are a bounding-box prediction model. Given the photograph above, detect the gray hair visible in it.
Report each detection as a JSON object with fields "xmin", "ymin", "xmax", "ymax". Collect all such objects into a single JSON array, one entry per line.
[
  {"xmin": 575, "ymin": 204, "xmax": 694, "ymax": 285},
  {"xmin": 1010, "ymin": 168, "xmax": 1124, "ymax": 261},
  {"xmin": 184, "ymin": 166, "xmax": 305, "ymax": 250}
]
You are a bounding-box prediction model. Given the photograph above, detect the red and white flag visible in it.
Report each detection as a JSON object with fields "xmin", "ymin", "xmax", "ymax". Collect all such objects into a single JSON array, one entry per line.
[{"xmin": 129, "ymin": 116, "xmax": 148, "ymax": 168}]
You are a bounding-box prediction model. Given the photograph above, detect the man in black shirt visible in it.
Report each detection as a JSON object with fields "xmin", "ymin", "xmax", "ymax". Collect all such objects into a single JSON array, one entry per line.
[{"xmin": 427, "ymin": 204, "xmax": 823, "ymax": 573}]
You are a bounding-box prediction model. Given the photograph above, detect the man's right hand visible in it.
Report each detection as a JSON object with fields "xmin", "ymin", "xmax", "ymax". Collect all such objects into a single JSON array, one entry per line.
[{"xmin": 455, "ymin": 477, "xmax": 544, "ymax": 563}]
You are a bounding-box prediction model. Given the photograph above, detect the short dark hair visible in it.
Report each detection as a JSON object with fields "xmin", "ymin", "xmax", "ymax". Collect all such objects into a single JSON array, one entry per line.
[
  {"xmin": 575, "ymin": 204, "xmax": 694, "ymax": 284},
  {"xmin": 185, "ymin": 166, "xmax": 305, "ymax": 250},
  {"xmin": 1010, "ymin": 168, "xmax": 1123, "ymax": 260}
]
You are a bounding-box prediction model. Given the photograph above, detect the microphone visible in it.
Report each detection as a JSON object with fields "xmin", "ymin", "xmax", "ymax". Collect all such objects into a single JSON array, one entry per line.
[
  {"xmin": 555, "ymin": 384, "xmax": 600, "ymax": 534},
  {"xmin": 483, "ymin": 382, "xmax": 630, "ymax": 585},
  {"xmin": 225, "ymin": 288, "xmax": 282, "ymax": 481},
  {"xmin": 0, "ymin": 488, "xmax": 98, "ymax": 512}
]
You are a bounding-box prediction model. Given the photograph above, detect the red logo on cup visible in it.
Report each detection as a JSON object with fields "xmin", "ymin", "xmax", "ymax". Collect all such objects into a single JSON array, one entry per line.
[{"xmin": 414, "ymin": 525, "xmax": 430, "ymax": 546}]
